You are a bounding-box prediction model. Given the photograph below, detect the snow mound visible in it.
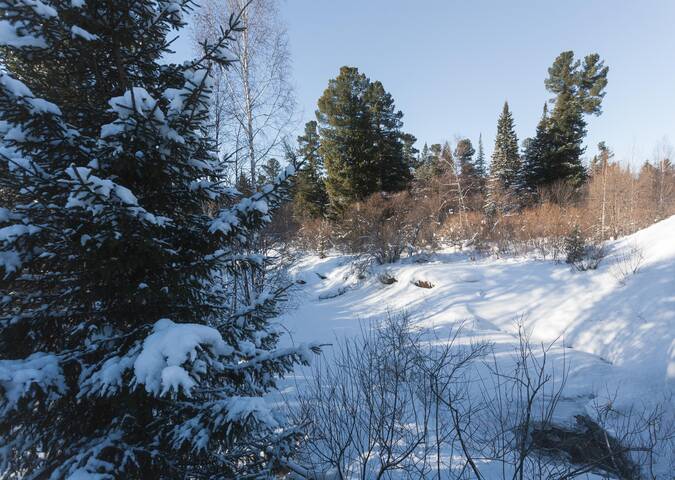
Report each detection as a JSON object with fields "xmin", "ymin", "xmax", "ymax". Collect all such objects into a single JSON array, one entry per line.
[{"xmin": 133, "ymin": 319, "xmax": 233, "ymax": 397}]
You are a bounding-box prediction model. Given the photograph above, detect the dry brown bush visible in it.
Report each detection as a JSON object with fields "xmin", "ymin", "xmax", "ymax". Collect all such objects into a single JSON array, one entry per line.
[{"xmin": 336, "ymin": 191, "xmax": 437, "ymax": 264}]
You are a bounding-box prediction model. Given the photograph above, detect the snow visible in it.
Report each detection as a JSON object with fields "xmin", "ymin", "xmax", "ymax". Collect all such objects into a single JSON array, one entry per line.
[
  {"xmin": 0, "ymin": 73, "xmax": 61, "ymax": 114},
  {"xmin": 226, "ymin": 396, "xmax": 279, "ymax": 428},
  {"xmin": 101, "ymin": 87, "xmax": 183, "ymax": 143},
  {"xmin": 133, "ymin": 319, "xmax": 234, "ymax": 397},
  {"xmin": 0, "ymin": 21, "xmax": 46, "ymax": 48},
  {"xmin": 79, "ymin": 353, "xmax": 137, "ymax": 398},
  {"xmin": 278, "ymin": 215, "xmax": 675, "ymax": 476},
  {"xmin": 0, "ymin": 353, "xmax": 65, "ymax": 413},
  {"xmin": 70, "ymin": 26, "xmax": 98, "ymax": 41}
]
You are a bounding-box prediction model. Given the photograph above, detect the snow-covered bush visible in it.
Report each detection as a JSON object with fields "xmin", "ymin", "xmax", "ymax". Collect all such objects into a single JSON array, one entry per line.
[
  {"xmin": 565, "ymin": 225, "xmax": 605, "ymax": 271},
  {"xmin": 0, "ymin": 1, "xmax": 315, "ymax": 478}
]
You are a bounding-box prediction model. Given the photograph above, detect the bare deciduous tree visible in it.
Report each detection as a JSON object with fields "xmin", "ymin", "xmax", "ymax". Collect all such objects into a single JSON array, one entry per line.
[{"xmin": 193, "ymin": 0, "xmax": 296, "ymax": 185}]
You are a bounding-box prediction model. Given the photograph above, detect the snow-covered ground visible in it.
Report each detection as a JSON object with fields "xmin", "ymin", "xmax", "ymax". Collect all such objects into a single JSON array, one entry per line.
[{"xmin": 277, "ymin": 215, "xmax": 675, "ymax": 477}]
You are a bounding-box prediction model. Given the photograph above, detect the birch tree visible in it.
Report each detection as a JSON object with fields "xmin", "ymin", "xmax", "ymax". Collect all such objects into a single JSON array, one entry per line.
[{"xmin": 194, "ymin": 0, "xmax": 296, "ymax": 185}]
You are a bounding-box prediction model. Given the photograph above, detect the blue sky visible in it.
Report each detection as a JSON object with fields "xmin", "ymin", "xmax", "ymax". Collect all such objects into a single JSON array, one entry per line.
[{"xmin": 173, "ymin": 0, "xmax": 675, "ymax": 165}]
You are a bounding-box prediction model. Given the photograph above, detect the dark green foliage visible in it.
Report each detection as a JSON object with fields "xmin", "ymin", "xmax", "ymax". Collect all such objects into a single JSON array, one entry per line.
[
  {"xmin": 521, "ymin": 103, "xmax": 554, "ymax": 193},
  {"xmin": 564, "ymin": 225, "xmax": 586, "ymax": 265},
  {"xmin": 487, "ymin": 102, "xmax": 521, "ymax": 212},
  {"xmin": 258, "ymin": 157, "xmax": 282, "ymax": 186},
  {"xmin": 455, "ymin": 138, "xmax": 475, "ymax": 176},
  {"xmin": 524, "ymin": 51, "xmax": 608, "ymax": 191},
  {"xmin": 293, "ymin": 120, "xmax": 328, "ymax": 218},
  {"xmin": 401, "ymin": 132, "xmax": 419, "ymax": 172},
  {"xmin": 317, "ymin": 66, "xmax": 411, "ymax": 212},
  {"xmin": 0, "ymin": 1, "xmax": 311, "ymax": 478},
  {"xmin": 564, "ymin": 225, "xmax": 605, "ymax": 271}
]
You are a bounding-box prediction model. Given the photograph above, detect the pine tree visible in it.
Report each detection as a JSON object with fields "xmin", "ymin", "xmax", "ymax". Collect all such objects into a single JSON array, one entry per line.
[
  {"xmin": 293, "ymin": 120, "xmax": 327, "ymax": 218},
  {"xmin": 401, "ymin": 132, "xmax": 419, "ymax": 171},
  {"xmin": 0, "ymin": 2, "xmax": 314, "ymax": 478},
  {"xmin": 487, "ymin": 102, "xmax": 521, "ymax": 212},
  {"xmin": 455, "ymin": 138, "xmax": 476, "ymax": 179},
  {"xmin": 257, "ymin": 157, "xmax": 282, "ymax": 186},
  {"xmin": 317, "ymin": 66, "xmax": 410, "ymax": 212},
  {"xmin": 366, "ymin": 80, "xmax": 411, "ymax": 192},
  {"xmin": 317, "ymin": 67, "xmax": 374, "ymax": 212},
  {"xmin": 540, "ymin": 51, "xmax": 608, "ymax": 188}
]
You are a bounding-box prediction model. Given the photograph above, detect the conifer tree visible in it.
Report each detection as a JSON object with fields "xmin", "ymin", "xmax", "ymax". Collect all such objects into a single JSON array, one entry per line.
[
  {"xmin": 521, "ymin": 103, "xmax": 553, "ymax": 194},
  {"xmin": 530, "ymin": 51, "xmax": 608, "ymax": 189},
  {"xmin": 487, "ymin": 102, "xmax": 521, "ymax": 212},
  {"xmin": 317, "ymin": 67, "xmax": 374, "ymax": 211},
  {"xmin": 455, "ymin": 138, "xmax": 476, "ymax": 178},
  {"xmin": 401, "ymin": 132, "xmax": 419, "ymax": 171},
  {"xmin": 475, "ymin": 133, "xmax": 487, "ymax": 179},
  {"xmin": 0, "ymin": 2, "xmax": 314, "ymax": 478},
  {"xmin": 317, "ymin": 66, "xmax": 410, "ymax": 212},
  {"xmin": 258, "ymin": 157, "xmax": 282, "ymax": 186},
  {"xmin": 293, "ymin": 120, "xmax": 327, "ymax": 218}
]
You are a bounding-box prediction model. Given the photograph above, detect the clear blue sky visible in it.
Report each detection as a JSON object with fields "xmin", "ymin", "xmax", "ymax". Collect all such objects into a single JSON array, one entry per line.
[{"xmin": 173, "ymin": 0, "xmax": 675, "ymax": 165}]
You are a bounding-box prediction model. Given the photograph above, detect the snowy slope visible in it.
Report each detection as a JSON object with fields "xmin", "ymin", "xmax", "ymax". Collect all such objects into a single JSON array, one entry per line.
[
  {"xmin": 282, "ymin": 216, "xmax": 674, "ymax": 387},
  {"xmin": 276, "ymin": 215, "xmax": 675, "ymax": 476}
]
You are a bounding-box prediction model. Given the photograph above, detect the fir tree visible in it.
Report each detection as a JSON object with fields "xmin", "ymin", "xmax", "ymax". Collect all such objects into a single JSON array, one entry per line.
[
  {"xmin": 0, "ymin": 2, "xmax": 314, "ymax": 478},
  {"xmin": 475, "ymin": 133, "xmax": 487, "ymax": 178},
  {"xmin": 521, "ymin": 103, "xmax": 553, "ymax": 194},
  {"xmin": 293, "ymin": 120, "xmax": 327, "ymax": 218},
  {"xmin": 487, "ymin": 102, "xmax": 521, "ymax": 212}
]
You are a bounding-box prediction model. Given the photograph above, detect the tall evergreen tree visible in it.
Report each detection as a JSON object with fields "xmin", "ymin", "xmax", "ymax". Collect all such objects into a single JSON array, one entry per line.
[
  {"xmin": 521, "ymin": 103, "xmax": 553, "ymax": 194},
  {"xmin": 531, "ymin": 51, "xmax": 609, "ymax": 189},
  {"xmin": 455, "ymin": 138, "xmax": 476, "ymax": 178},
  {"xmin": 487, "ymin": 102, "xmax": 521, "ymax": 212},
  {"xmin": 293, "ymin": 120, "xmax": 327, "ymax": 218},
  {"xmin": 0, "ymin": 2, "xmax": 313, "ymax": 478},
  {"xmin": 401, "ymin": 132, "xmax": 419, "ymax": 171},
  {"xmin": 317, "ymin": 66, "xmax": 410, "ymax": 212},
  {"xmin": 366, "ymin": 80, "xmax": 411, "ymax": 192},
  {"xmin": 475, "ymin": 133, "xmax": 487, "ymax": 179}
]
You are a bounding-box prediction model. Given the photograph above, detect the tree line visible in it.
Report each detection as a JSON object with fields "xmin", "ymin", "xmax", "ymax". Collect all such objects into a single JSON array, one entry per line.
[{"xmin": 290, "ymin": 51, "xmax": 615, "ymax": 220}]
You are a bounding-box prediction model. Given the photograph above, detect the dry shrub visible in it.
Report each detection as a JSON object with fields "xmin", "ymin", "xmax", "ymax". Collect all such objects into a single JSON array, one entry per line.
[
  {"xmin": 336, "ymin": 191, "xmax": 436, "ymax": 264},
  {"xmin": 436, "ymin": 211, "xmax": 485, "ymax": 248},
  {"xmin": 295, "ymin": 218, "xmax": 334, "ymax": 257}
]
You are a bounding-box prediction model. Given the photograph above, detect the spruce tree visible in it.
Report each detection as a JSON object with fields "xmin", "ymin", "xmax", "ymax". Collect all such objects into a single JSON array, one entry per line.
[
  {"xmin": 293, "ymin": 120, "xmax": 327, "ymax": 219},
  {"xmin": 487, "ymin": 102, "xmax": 521, "ymax": 211},
  {"xmin": 0, "ymin": 2, "xmax": 313, "ymax": 478},
  {"xmin": 475, "ymin": 133, "xmax": 487, "ymax": 179},
  {"xmin": 521, "ymin": 103, "xmax": 553, "ymax": 194}
]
